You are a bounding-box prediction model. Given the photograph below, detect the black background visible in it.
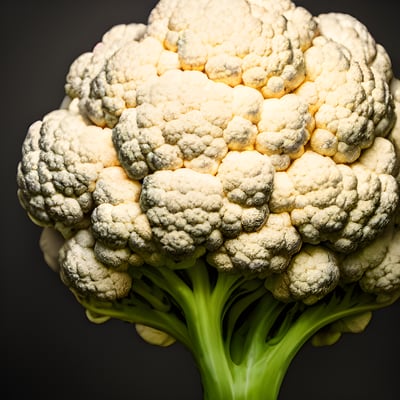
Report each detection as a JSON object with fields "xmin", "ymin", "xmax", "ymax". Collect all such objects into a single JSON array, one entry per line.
[{"xmin": 2, "ymin": 1, "xmax": 400, "ymax": 399}]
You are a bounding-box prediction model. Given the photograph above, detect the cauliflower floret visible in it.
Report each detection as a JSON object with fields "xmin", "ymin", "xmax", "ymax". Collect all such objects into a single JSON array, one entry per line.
[
  {"xmin": 256, "ymin": 94, "xmax": 314, "ymax": 166},
  {"xmin": 354, "ymin": 226, "xmax": 400, "ymax": 299},
  {"xmin": 91, "ymin": 166, "xmax": 161, "ymax": 267},
  {"xmin": 316, "ymin": 13, "xmax": 393, "ymax": 83},
  {"xmin": 270, "ymin": 151, "xmax": 357, "ymax": 243},
  {"xmin": 65, "ymin": 23, "xmax": 147, "ymax": 99},
  {"xmin": 17, "ymin": 100, "xmax": 119, "ymax": 233},
  {"xmin": 113, "ymin": 70, "xmax": 234, "ymax": 177},
  {"xmin": 208, "ymin": 212, "xmax": 301, "ymax": 274},
  {"xmin": 269, "ymin": 141, "xmax": 399, "ymax": 252},
  {"xmin": 297, "ymin": 36, "xmax": 395, "ymax": 162},
  {"xmin": 65, "ymin": 22, "xmax": 182, "ymax": 129},
  {"xmin": 93, "ymin": 166, "xmax": 141, "ymax": 206},
  {"xmin": 217, "ymin": 151, "xmax": 274, "ymax": 207},
  {"xmin": 59, "ymin": 229, "xmax": 132, "ymax": 300},
  {"xmin": 113, "ymin": 71, "xmax": 269, "ymax": 179},
  {"xmin": 266, "ymin": 245, "xmax": 340, "ymax": 304},
  {"xmin": 92, "ymin": 203, "xmax": 159, "ymax": 267},
  {"xmin": 139, "ymin": 153, "xmax": 277, "ymax": 263},
  {"xmin": 140, "ymin": 168, "xmax": 224, "ymax": 258},
  {"xmin": 340, "ymin": 224, "xmax": 393, "ymax": 283},
  {"xmin": 360, "ymin": 230, "xmax": 400, "ymax": 297},
  {"xmin": 217, "ymin": 151, "xmax": 274, "ymax": 235},
  {"xmin": 316, "ymin": 13, "xmax": 378, "ymax": 67},
  {"xmin": 92, "ymin": 203, "xmax": 144, "ymax": 252},
  {"xmin": 148, "ymin": 0, "xmax": 318, "ymax": 96},
  {"xmin": 82, "ymin": 37, "xmax": 163, "ymax": 128},
  {"xmin": 334, "ymin": 139, "xmax": 398, "ymax": 251}
]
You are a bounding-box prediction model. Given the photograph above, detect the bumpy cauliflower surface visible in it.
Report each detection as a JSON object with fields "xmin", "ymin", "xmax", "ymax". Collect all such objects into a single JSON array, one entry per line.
[{"xmin": 18, "ymin": 0, "xmax": 399, "ymax": 306}]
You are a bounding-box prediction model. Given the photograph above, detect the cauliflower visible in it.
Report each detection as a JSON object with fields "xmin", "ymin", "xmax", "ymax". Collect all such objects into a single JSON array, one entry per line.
[{"xmin": 17, "ymin": 1, "xmax": 400, "ymax": 399}]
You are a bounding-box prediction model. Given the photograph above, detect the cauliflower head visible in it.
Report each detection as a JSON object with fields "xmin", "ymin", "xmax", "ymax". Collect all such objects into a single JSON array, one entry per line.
[{"xmin": 17, "ymin": 0, "xmax": 400, "ymax": 306}]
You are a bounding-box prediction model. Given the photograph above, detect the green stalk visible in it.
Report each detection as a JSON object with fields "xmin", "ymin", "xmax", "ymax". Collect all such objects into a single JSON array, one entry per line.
[
  {"xmin": 228, "ymin": 288, "xmax": 397, "ymax": 400},
  {"xmin": 182, "ymin": 260, "xmax": 237, "ymax": 400},
  {"xmin": 72, "ymin": 259, "xmax": 397, "ymax": 400},
  {"xmin": 169, "ymin": 266, "xmax": 395, "ymax": 400}
]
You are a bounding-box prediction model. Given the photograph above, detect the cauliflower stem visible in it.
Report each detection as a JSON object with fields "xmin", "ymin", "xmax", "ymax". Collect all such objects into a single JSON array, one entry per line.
[{"xmin": 74, "ymin": 257, "xmax": 394, "ymax": 400}]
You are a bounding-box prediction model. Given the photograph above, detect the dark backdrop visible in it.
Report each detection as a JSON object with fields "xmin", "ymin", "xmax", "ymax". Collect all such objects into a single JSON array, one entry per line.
[{"xmin": 2, "ymin": 1, "xmax": 399, "ymax": 399}]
